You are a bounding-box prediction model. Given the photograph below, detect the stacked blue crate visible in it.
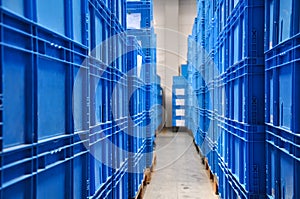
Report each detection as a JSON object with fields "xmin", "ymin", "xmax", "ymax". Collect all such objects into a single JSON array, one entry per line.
[
  {"xmin": 212, "ymin": 0, "xmax": 227, "ymax": 196},
  {"xmin": 156, "ymin": 77, "xmax": 163, "ymax": 131},
  {"xmin": 202, "ymin": 0, "xmax": 217, "ymax": 176},
  {"xmin": 127, "ymin": 0, "xmax": 153, "ymax": 29},
  {"xmin": 88, "ymin": 0, "xmax": 129, "ymax": 198},
  {"xmin": 210, "ymin": 0, "xmax": 266, "ymax": 198},
  {"xmin": 265, "ymin": 0, "xmax": 300, "ymax": 198},
  {"xmin": 151, "ymin": 75, "xmax": 163, "ymax": 133},
  {"xmin": 181, "ymin": 64, "xmax": 189, "ymax": 79},
  {"xmin": 0, "ymin": 1, "xmax": 90, "ymax": 198},
  {"xmin": 180, "ymin": 65, "xmax": 190, "ymax": 132},
  {"xmin": 199, "ymin": 0, "xmax": 207, "ymax": 152},
  {"xmin": 187, "ymin": 0, "xmax": 266, "ymax": 198},
  {"xmin": 186, "ymin": 20, "xmax": 198, "ymax": 140},
  {"xmin": 172, "ymin": 76, "xmax": 188, "ymax": 129},
  {"xmin": 191, "ymin": 10, "xmax": 208, "ymax": 153},
  {"xmin": 126, "ymin": 0, "xmax": 160, "ymax": 197},
  {"xmin": 126, "ymin": 35, "xmax": 147, "ymax": 199},
  {"xmin": 217, "ymin": 1, "xmax": 266, "ymax": 198},
  {"xmin": 187, "ymin": 19, "xmax": 201, "ymax": 145},
  {"xmin": 111, "ymin": 1, "xmax": 129, "ymax": 198},
  {"xmin": 0, "ymin": 0, "xmax": 156, "ymax": 198}
]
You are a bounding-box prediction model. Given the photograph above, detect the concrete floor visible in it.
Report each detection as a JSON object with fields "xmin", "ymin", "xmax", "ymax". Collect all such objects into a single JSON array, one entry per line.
[{"xmin": 144, "ymin": 129, "xmax": 219, "ymax": 199}]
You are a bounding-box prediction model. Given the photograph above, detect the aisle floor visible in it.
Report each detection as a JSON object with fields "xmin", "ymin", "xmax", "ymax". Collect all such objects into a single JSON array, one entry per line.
[{"xmin": 144, "ymin": 129, "xmax": 219, "ymax": 199}]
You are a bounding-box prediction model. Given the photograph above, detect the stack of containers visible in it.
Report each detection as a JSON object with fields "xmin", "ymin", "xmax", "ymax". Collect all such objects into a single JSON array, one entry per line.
[
  {"xmin": 88, "ymin": 0, "xmax": 129, "ymax": 198},
  {"xmin": 198, "ymin": 0, "xmax": 208, "ymax": 152},
  {"xmin": 152, "ymin": 75, "xmax": 163, "ymax": 133},
  {"xmin": 187, "ymin": 0, "xmax": 266, "ymax": 198},
  {"xmin": 186, "ymin": 0, "xmax": 300, "ymax": 198},
  {"xmin": 0, "ymin": 1, "xmax": 91, "ymax": 198},
  {"xmin": 186, "ymin": 20, "xmax": 201, "ymax": 145},
  {"xmin": 126, "ymin": 0, "xmax": 160, "ymax": 197},
  {"xmin": 265, "ymin": 0, "xmax": 300, "ymax": 198},
  {"xmin": 202, "ymin": 0, "xmax": 217, "ymax": 176},
  {"xmin": 171, "ymin": 64, "xmax": 189, "ymax": 131},
  {"xmin": 188, "ymin": 2, "xmax": 208, "ymax": 153},
  {"xmin": 216, "ymin": 1, "xmax": 266, "ymax": 198},
  {"xmin": 172, "ymin": 74, "xmax": 188, "ymax": 129},
  {"xmin": 0, "ymin": 0, "xmax": 161, "ymax": 198},
  {"xmin": 126, "ymin": 36, "xmax": 147, "ymax": 199},
  {"xmin": 181, "ymin": 64, "xmax": 189, "ymax": 79}
]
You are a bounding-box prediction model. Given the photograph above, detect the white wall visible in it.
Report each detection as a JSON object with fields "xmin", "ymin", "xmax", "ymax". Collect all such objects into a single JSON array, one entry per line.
[{"xmin": 153, "ymin": 0, "xmax": 196, "ymax": 127}]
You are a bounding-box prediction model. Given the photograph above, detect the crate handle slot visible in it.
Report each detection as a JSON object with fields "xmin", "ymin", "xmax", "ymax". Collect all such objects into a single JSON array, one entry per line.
[{"xmin": 0, "ymin": 94, "xmax": 3, "ymax": 109}]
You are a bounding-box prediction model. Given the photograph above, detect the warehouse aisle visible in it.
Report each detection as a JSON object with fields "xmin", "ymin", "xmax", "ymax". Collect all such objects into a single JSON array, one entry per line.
[{"xmin": 144, "ymin": 129, "xmax": 218, "ymax": 199}]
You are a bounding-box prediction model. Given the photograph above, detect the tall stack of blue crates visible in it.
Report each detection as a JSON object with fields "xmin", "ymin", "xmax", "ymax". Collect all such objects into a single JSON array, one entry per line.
[
  {"xmin": 172, "ymin": 76, "xmax": 188, "ymax": 128},
  {"xmin": 186, "ymin": 26, "xmax": 202, "ymax": 146},
  {"xmin": 265, "ymin": 0, "xmax": 300, "ymax": 198},
  {"xmin": 126, "ymin": 35, "xmax": 147, "ymax": 199},
  {"xmin": 186, "ymin": 0, "xmax": 300, "ymax": 198},
  {"xmin": 126, "ymin": 0, "xmax": 160, "ymax": 198},
  {"xmin": 198, "ymin": 0, "xmax": 266, "ymax": 198},
  {"xmin": 172, "ymin": 64, "xmax": 189, "ymax": 129},
  {"xmin": 216, "ymin": 1, "xmax": 266, "ymax": 198},
  {"xmin": 0, "ymin": 0, "xmax": 161, "ymax": 198}
]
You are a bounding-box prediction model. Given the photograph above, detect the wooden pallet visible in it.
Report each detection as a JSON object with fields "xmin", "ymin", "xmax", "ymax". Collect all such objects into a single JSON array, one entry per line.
[
  {"xmin": 193, "ymin": 139, "xmax": 205, "ymax": 164},
  {"xmin": 150, "ymin": 151, "xmax": 157, "ymax": 172},
  {"xmin": 134, "ymin": 180, "xmax": 145, "ymax": 199},
  {"xmin": 213, "ymin": 175, "xmax": 219, "ymax": 195},
  {"xmin": 135, "ymin": 151, "xmax": 157, "ymax": 199},
  {"xmin": 204, "ymin": 158, "xmax": 219, "ymax": 195}
]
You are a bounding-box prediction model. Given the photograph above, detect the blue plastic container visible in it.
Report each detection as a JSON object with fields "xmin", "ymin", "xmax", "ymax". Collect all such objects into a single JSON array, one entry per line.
[
  {"xmin": 127, "ymin": 1, "xmax": 153, "ymax": 29},
  {"xmin": 0, "ymin": 1, "xmax": 162, "ymax": 198},
  {"xmin": 126, "ymin": 1, "xmax": 158, "ymax": 183},
  {"xmin": 265, "ymin": 0, "xmax": 300, "ymax": 51},
  {"xmin": 126, "ymin": 35, "xmax": 158, "ymax": 198},
  {"xmin": 265, "ymin": 32, "xmax": 300, "ymax": 199},
  {"xmin": 187, "ymin": 0, "xmax": 267, "ymax": 198},
  {"xmin": 265, "ymin": 33, "xmax": 300, "ymax": 134},
  {"xmin": 172, "ymin": 76, "xmax": 189, "ymax": 127},
  {"xmin": 266, "ymin": 126, "xmax": 300, "ymax": 199},
  {"xmin": 217, "ymin": 121, "xmax": 266, "ymax": 198},
  {"xmin": 181, "ymin": 64, "xmax": 188, "ymax": 79},
  {"xmin": 0, "ymin": 134, "xmax": 89, "ymax": 199},
  {"xmin": 127, "ymin": 29, "xmax": 156, "ymax": 59},
  {"xmin": 111, "ymin": 0, "xmax": 127, "ymax": 28}
]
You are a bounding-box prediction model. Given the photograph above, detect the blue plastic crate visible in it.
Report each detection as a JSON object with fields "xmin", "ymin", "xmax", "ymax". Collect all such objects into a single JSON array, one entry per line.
[
  {"xmin": 126, "ymin": 33, "xmax": 157, "ymax": 198},
  {"xmin": 128, "ymin": 29, "xmax": 156, "ymax": 59},
  {"xmin": 216, "ymin": 120, "xmax": 266, "ymax": 198},
  {"xmin": 223, "ymin": 61, "xmax": 265, "ymax": 125},
  {"xmin": 0, "ymin": 133, "xmax": 89, "ymax": 199},
  {"xmin": 88, "ymin": 1, "xmax": 115, "ymax": 62},
  {"xmin": 172, "ymin": 92, "xmax": 187, "ymax": 127},
  {"xmin": 110, "ymin": 0, "xmax": 127, "ymax": 28},
  {"xmin": 0, "ymin": 1, "xmax": 162, "ymax": 199},
  {"xmin": 266, "ymin": 127, "xmax": 300, "ymax": 199},
  {"xmin": 265, "ymin": 0, "xmax": 300, "ymax": 51},
  {"xmin": 1, "ymin": 9, "xmax": 89, "ymax": 147},
  {"xmin": 112, "ymin": 160, "xmax": 128, "ymax": 199},
  {"xmin": 265, "ymin": 33, "xmax": 300, "ymax": 199},
  {"xmin": 217, "ymin": 157, "xmax": 251, "ymax": 199},
  {"xmin": 128, "ymin": 146, "xmax": 147, "ymax": 199},
  {"xmin": 265, "ymin": 33, "xmax": 300, "ymax": 132},
  {"xmin": 181, "ymin": 64, "xmax": 189, "ymax": 79},
  {"xmin": 89, "ymin": 122, "xmax": 112, "ymax": 196},
  {"xmin": 173, "ymin": 76, "xmax": 189, "ymax": 86},
  {"xmin": 227, "ymin": 1, "xmax": 264, "ymax": 66},
  {"xmin": 127, "ymin": 1, "xmax": 153, "ymax": 29},
  {"xmin": 1, "ymin": 0, "xmax": 91, "ymax": 45}
]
